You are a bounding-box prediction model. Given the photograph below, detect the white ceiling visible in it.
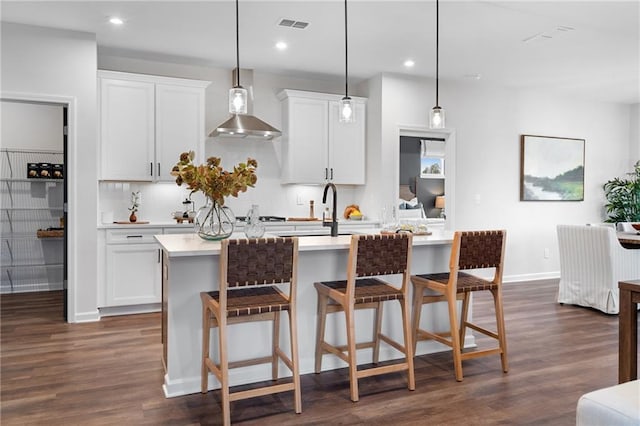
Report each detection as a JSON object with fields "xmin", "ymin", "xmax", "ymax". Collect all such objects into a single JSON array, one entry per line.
[{"xmin": 2, "ymin": 1, "xmax": 639, "ymax": 104}]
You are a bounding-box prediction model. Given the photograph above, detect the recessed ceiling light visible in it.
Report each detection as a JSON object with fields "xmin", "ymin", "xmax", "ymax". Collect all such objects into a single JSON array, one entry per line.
[
  {"xmin": 404, "ymin": 59, "xmax": 415, "ymax": 68},
  {"xmin": 275, "ymin": 41, "xmax": 288, "ymax": 50},
  {"xmin": 109, "ymin": 17, "xmax": 124, "ymax": 25}
]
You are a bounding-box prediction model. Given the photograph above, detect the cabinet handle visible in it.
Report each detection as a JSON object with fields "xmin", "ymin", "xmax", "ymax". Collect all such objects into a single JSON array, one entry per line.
[
  {"xmin": 150, "ymin": 162, "xmax": 153, "ymax": 176},
  {"xmin": 157, "ymin": 163, "xmax": 160, "ymax": 177},
  {"xmin": 126, "ymin": 235, "xmax": 143, "ymax": 239}
]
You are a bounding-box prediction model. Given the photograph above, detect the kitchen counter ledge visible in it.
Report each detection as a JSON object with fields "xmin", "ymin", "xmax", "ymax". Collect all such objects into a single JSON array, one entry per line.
[{"xmin": 155, "ymin": 229, "xmax": 454, "ymax": 257}]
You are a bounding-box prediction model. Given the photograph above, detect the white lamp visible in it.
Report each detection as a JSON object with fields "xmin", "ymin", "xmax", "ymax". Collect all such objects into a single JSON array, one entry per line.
[{"xmin": 435, "ymin": 195, "xmax": 445, "ymax": 218}]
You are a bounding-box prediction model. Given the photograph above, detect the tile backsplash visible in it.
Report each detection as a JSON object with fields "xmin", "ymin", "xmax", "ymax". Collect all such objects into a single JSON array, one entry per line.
[{"xmin": 98, "ymin": 181, "xmax": 363, "ymax": 224}]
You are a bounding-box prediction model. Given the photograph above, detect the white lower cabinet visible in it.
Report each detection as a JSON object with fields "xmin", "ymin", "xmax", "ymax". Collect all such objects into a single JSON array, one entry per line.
[
  {"xmin": 105, "ymin": 243, "xmax": 161, "ymax": 306},
  {"xmin": 101, "ymin": 228, "xmax": 162, "ymax": 310}
]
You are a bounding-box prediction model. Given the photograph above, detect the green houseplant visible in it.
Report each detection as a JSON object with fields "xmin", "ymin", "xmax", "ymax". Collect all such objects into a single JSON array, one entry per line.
[{"xmin": 603, "ymin": 160, "xmax": 640, "ymax": 223}]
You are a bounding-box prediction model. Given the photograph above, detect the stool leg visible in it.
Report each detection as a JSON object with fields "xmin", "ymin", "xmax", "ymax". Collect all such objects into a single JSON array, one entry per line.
[
  {"xmin": 201, "ymin": 304, "xmax": 210, "ymax": 394},
  {"xmin": 372, "ymin": 302, "xmax": 383, "ymax": 364},
  {"xmin": 345, "ymin": 304, "xmax": 359, "ymax": 402},
  {"xmin": 447, "ymin": 292, "xmax": 464, "ymax": 382},
  {"xmin": 288, "ymin": 309, "xmax": 302, "ymax": 413},
  {"xmin": 218, "ymin": 316, "xmax": 231, "ymax": 426},
  {"xmin": 459, "ymin": 293, "xmax": 470, "ymax": 348},
  {"xmin": 400, "ymin": 297, "xmax": 415, "ymax": 391},
  {"xmin": 315, "ymin": 292, "xmax": 329, "ymax": 374},
  {"xmin": 272, "ymin": 312, "xmax": 280, "ymax": 380},
  {"xmin": 492, "ymin": 288, "xmax": 509, "ymax": 373},
  {"xmin": 411, "ymin": 283, "xmax": 423, "ymax": 355}
]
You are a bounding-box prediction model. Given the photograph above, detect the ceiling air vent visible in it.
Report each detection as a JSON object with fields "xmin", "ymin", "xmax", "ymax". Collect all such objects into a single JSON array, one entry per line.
[{"xmin": 278, "ymin": 18, "xmax": 309, "ymax": 29}]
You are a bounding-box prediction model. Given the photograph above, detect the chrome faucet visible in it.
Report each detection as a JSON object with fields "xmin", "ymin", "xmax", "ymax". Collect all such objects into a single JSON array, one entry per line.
[{"xmin": 322, "ymin": 182, "xmax": 338, "ymax": 237}]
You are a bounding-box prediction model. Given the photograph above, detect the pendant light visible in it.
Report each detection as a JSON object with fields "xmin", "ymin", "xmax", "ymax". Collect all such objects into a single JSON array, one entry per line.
[
  {"xmin": 210, "ymin": 0, "xmax": 281, "ymax": 139},
  {"xmin": 229, "ymin": 0, "xmax": 247, "ymax": 114},
  {"xmin": 339, "ymin": 0, "xmax": 354, "ymax": 123},
  {"xmin": 429, "ymin": 0, "xmax": 445, "ymax": 129}
]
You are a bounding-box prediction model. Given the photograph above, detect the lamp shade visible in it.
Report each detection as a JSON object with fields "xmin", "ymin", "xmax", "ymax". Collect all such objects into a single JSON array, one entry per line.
[
  {"xmin": 435, "ymin": 195, "xmax": 445, "ymax": 209},
  {"xmin": 430, "ymin": 106, "xmax": 445, "ymax": 129}
]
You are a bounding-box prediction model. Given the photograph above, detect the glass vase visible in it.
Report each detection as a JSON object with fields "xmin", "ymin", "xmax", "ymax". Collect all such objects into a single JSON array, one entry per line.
[
  {"xmin": 244, "ymin": 204, "xmax": 266, "ymax": 238},
  {"xmin": 195, "ymin": 198, "xmax": 235, "ymax": 240}
]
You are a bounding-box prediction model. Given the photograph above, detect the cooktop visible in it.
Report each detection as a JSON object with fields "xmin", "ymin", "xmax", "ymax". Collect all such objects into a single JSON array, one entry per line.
[{"xmin": 235, "ymin": 216, "xmax": 286, "ymax": 222}]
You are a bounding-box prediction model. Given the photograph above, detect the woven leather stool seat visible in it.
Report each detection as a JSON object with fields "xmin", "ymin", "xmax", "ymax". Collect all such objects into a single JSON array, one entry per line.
[
  {"xmin": 204, "ymin": 286, "xmax": 289, "ymax": 317},
  {"xmin": 413, "ymin": 272, "xmax": 499, "ymax": 293},
  {"xmin": 316, "ymin": 278, "xmax": 404, "ymax": 304}
]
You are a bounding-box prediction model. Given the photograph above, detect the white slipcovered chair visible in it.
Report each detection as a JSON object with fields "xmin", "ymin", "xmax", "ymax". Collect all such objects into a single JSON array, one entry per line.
[{"xmin": 557, "ymin": 224, "xmax": 640, "ymax": 314}]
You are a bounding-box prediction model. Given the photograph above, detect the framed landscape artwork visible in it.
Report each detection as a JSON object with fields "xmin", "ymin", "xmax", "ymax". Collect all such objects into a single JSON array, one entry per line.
[{"xmin": 520, "ymin": 135, "xmax": 585, "ymax": 201}]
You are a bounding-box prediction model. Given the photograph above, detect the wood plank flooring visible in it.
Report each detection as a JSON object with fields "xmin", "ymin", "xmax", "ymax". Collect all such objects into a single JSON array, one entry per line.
[{"xmin": 1, "ymin": 280, "xmax": 632, "ymax": 425}]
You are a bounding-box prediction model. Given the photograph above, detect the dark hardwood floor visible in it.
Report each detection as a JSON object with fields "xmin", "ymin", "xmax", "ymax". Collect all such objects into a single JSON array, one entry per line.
[{"xmin": 1, "ymin": 280, "xmax": 631, "ymax": 425}]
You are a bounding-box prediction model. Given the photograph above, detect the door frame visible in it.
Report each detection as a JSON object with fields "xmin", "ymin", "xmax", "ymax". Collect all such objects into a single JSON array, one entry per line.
[
  {"xmin": 1, "ymin": 91, "xmax": 77, "ymax": 322},
  {"xmin": 396, "ymin": 125, "xmax": 456, "ymax": 230}
]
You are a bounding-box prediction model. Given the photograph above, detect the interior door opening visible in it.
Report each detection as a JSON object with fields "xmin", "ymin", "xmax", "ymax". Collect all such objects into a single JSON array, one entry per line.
[{"xmin": 0, "ymin": 99, "xmax": 68, "ymax": 320}]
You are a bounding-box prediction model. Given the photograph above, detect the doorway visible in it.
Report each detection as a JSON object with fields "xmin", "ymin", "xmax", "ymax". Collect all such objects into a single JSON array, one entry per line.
[
  {"xmin": 0, "ymin": 100, "xmax": 68, "ymax": 320},
  {"xmin": 397, "ymin": 126, "xmax": 456, "ymax": 229}
]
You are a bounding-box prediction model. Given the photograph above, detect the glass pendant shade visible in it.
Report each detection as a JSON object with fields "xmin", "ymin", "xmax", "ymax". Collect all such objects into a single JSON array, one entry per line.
[
  {"xmin": 228, "ymin": 86, "xmax": 247, "ymax": 114},
  {"xmin": 339, "ymin": 96, "xmax": 354, "ymax": 123},
  {"xmin": 430, "ymin": 106, "xmax": 445, "ymax": 129}
]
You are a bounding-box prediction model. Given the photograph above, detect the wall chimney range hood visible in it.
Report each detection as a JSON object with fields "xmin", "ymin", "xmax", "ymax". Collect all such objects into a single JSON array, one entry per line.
[
  {"xmin": 210, "ymin": 113, "xmax": 281, "ymax": 139},
  {"xmin": 209, "ymin": 68, "xmax": 281, "ymax": 139}
]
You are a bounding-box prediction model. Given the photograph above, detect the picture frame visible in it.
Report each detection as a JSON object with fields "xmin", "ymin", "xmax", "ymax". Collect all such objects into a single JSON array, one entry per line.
[
  {"xmin": 520, "ymin": 134, "xmax": 585, "ymax": 201},
  {"xmin": 420, "ymin": 156, "xmax": 445, "ymax": 178}
]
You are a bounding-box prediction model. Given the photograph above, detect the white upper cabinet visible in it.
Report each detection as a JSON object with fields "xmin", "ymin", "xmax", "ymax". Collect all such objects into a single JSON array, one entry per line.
[
  {"xmin": 278, "ymin": 89, "xmax": 366, "ymax": 185},
  {"xmin": 100, "ymin": 78, "xmax": 155, "ymax": 181},
  {"xmin": 98, "ymin": 71, "xmax": 210, "ymax": 181}
]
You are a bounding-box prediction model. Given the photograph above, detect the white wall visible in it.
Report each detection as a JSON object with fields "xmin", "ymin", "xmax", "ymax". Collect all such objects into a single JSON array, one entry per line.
[
  {"xmin": 630, "ymin": 103, "xmax": 640, "ymax": 165},
  {"xmin": 1, "ymin": 102, "xmax": 63, "ymax": 151},
  {"xmin": 1, "ymin": 23, "xmax": 98, "ymax": 321},
  {"xmin": 373, "ymin": 73, "xmax": 633, "ymax": 281}
]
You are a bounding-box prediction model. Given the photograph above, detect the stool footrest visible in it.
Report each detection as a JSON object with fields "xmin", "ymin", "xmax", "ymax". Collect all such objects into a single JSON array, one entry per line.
[{"xmin": 229, "ymin": 382, "xmax": 296, "ymax": 402}]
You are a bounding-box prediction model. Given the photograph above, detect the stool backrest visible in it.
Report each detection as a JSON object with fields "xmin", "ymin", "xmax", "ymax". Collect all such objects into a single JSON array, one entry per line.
[
  {"xmin": 222, "ymin": 237, "xmax": 298, "ymax": 288},
  {"xmin": 355, "ymin": 233, "xmax": 412, "ymax": 277},
  {"xmin": 448, "ymin": 230, "xmax": 506, "ymax": 288},
  {"xmin": 455, "ymin": 230, "xmax": 505, "ymax": 271}
]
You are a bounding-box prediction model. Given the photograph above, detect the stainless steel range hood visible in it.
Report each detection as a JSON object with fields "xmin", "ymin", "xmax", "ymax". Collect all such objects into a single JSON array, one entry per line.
[{"xmin": 209, "ymin": 69, "xmax": 281, "ymax": 140}]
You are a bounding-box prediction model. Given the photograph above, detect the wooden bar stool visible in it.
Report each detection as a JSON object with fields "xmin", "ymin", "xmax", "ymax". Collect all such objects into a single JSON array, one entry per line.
[
  {"xmin": 314, "ymin": 233, "xmax": 415, "ymax": 402},
  {"xmin": 200, "ymin": 237, "xmax": 301, "ymax": 425},
  {"xmin": 411, "ymin": 230, "xmax": 508, "ymax": 381}
]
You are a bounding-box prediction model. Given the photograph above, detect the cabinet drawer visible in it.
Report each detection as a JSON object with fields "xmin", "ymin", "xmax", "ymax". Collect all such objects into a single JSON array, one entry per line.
[{"xmin": 106, "ymin": 228, "xmax": 162, "ymax": 244}]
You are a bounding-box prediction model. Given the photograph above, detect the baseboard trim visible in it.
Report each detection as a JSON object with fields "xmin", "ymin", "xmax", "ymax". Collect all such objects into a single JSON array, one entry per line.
[
  {"xmin": 99, "ymin": 303, "xmax": 161, "ymax": 317},
  {"xmin": 72, "ymin": 310, "xmax": 100, "ymax": 323},
  {"xmin": 504, "ymin": 271, "xmax": 560, "ymax": 283}
]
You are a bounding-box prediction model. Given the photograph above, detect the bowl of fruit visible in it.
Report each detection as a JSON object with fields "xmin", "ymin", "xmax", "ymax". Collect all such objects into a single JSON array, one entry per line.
[{"xmin": 344, "ymin": 204, "xmax": 363, "ymax": 220}]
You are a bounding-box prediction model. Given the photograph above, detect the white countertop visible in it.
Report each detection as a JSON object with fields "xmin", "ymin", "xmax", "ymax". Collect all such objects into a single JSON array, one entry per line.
[
  {"xmin": 155, "ymin": 228, "xmax": 454, "ymax": 257},
  {"xmin": 99, "ymin": 218, "xmax": 379, "ymax": 230}
]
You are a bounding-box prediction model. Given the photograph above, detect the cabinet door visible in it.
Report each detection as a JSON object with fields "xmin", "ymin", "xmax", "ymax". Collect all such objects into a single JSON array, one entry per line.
[
  {"xmin": 105, "ymin": 244, "xmax": 161, "ymax": 306},
  {"xmin": 328, "ymin": 100, "xmax": 366, "ymax": 185},
  {"xmin": 282, "ymin": 97, "xmax": 329, "ymax": 184},
  {"xmin": 155, "ymin": 84, "xmax": 205, "ymax": 182},
  {"xmin": 100, "ymin": 78, "xmax": 155, "ymax": 181}
]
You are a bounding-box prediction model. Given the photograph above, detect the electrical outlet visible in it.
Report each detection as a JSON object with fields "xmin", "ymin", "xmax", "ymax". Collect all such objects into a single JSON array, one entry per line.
[{"xmin": 544, "ymin": 248, "xmax": 550, "ymax": 259}]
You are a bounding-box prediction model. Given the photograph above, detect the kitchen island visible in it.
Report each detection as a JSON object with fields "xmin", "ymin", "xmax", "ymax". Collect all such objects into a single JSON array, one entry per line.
[{"xmin": 156, "ymin": 230, "xmax": 464, "ymax": 397}]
